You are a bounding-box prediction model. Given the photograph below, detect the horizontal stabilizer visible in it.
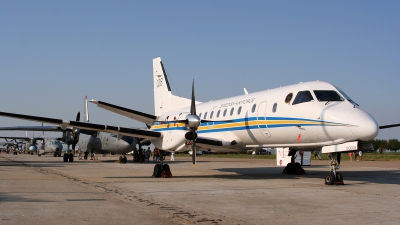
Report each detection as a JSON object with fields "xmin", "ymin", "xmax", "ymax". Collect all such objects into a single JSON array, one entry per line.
[{"xmin": 379, "ymin": 123, "xmax": 400, "ymax": 129}]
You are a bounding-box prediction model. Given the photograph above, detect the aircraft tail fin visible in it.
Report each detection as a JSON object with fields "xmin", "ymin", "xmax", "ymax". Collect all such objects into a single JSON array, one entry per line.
[
  {"xmin": 84, "ymin": 96, "xmax": 89, "ymax": 122},
  {"xmin": 153, "ymin": 57, "xmax": 194, "ymax": 117}
]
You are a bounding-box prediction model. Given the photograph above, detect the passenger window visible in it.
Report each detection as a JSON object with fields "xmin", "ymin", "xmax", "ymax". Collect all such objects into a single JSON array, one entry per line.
[
  {"xmin": 204, "ymin": 112, "xmax": 208, "ymax": 119},
  {"xmin": 216, "ymin": 110, "xmax": 220, "ymax": 118},
  {"xmin": 230, "ymin": 107, "xmax": 234, "ymax": 116},
  {"xmin": 285, "ymin": 93, "xmax": 293, "ymax": 104},
  {"xmin": 251, "ymin": 104, "xmax": 256, "ymax": 113},
  {"xmin": 238, "ymin": 106, "xmax": 242, "ymax": 115},
  {"xmin": 210, "ymin": 111, "xmax": 214, "ymax": 119},
  {"xmin": 313, "ymin": 90, "xmax": 344, "ymax": 102},
  {"xmin": 272, "ymin": 103, "xmax": 277, "ymax": 113},
  {"xmin": 223, "ymin": 109, "xmax": 227, "ymax": 117},
  {"xmin": 292, "ymin": 91, "xmax": 314, "ymax": 105}
]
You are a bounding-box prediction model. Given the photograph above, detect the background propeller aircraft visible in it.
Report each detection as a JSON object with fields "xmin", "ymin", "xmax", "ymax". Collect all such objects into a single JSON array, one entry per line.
[
  {"xmin": 0, "ymin": 57, "xmax": 399, "ymax": 184},
  {"xmin": 0, "ymin": 96, "xmax": 138, "ymax": 162},
  {"xmin": 0, "ymin": 136, "xmax": 63, "ymax": 157}
]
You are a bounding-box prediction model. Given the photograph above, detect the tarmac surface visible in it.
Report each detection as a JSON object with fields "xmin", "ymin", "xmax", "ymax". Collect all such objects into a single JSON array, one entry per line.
[{"xmin": 1, "ymin": 153, "xmax": 399, "ymax": 225}]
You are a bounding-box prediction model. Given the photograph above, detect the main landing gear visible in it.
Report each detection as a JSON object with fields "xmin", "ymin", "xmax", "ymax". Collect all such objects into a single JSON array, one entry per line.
[
  {"xmin": 282, "ymin": 149, "xmax": 306, "ymax": 175},
  {"xmin": 152, "ymin": 150, "xmax": 172, "ymax": 178},
  {"xmin": 325, "ymin": 152, "xmax": 344, "ymax": 185},
  {"xmin": 63, "ymin": 152, "xmax": 74, "ymax": 162}
]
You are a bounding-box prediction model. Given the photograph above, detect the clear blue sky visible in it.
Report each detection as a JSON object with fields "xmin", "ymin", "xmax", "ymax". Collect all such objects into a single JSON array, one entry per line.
[{"xmin": 0, "ymin": 1, "xmax": 399, "ymax": 140}]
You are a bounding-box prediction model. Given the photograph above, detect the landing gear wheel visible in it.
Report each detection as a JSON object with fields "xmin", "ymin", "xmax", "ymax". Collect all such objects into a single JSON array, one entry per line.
[
  {"xmin": 336, "ymin": 172, "xmax": 343, "ymax": 182},
  {"xmin": 153, "ymin": 164, "xmax": 162, "ymax": 177},
  {"xmin": 63, "ymin": 153, "xmax": 69, "ymax": 162},
  {"xmin": 283, "ymin": 163, "xmax": 295, "ymax": 174},
  {"xmin": 325, "ymin": 172, "xmax": 335, "ymax": 185},
  {"xmin": 68, "ymin": 153, "xmax": 74, "ymax": 162},
  {"xmin": 54, "ymin": 153, "xmax": 57, "ymax": 157},
  {"xmin": 163, "ymin": 164, "xmax": 170, "ymax": 172}
]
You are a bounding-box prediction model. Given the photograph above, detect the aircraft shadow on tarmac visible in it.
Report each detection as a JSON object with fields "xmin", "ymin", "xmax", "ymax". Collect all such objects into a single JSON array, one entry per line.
[
  {"xmin": 103, "ymin": 166, "xmax": 400, "ymax": 185},
  {"xmin": 0, "ymin": 193, "xmax": 56, "ymax": 203},
  {"xmin": 216, "ymin": 167, "xmax": 400, "ymax": 185}
]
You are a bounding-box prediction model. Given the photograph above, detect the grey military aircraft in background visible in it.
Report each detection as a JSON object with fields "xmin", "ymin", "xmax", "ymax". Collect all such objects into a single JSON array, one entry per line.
[
  {"xmin": 0, "ymin": 96, "xmax": 138, "ymax": 161},
  {"xmin": 0, "ymin": 136, "xmax": 63, "ymax": 156}
]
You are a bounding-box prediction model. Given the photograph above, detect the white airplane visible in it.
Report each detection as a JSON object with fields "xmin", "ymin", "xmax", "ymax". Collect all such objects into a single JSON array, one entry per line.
[
  {"xmin": 0, "ymin": 96, "xmax": 138, "ymax": 162},
  {"xmin": 0, "ymin": 57, "xmax": 398, "ymax": 184}
]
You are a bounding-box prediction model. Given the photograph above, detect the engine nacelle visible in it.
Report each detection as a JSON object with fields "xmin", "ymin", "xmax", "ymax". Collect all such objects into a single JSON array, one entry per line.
[{"xmin": 151, "ymin": 130, "xmax": 188, "ymax": 151}]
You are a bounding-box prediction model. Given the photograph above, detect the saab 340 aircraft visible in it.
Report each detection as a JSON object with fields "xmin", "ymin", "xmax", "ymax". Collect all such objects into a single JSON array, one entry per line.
[{"xmin": 0, "ymin": 57, "xmax": 398, "ymax": 184}]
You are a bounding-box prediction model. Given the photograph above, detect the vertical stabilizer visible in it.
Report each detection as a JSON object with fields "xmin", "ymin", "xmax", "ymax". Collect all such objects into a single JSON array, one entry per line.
[
  {"xmin": 153, "ymin": 57, "xmax": 196, "ymax": 117},
  {"xmin": 153, "ymin": 57, "xmax": 172, "ymax": 116},
  {"xmin": 84, "ymin": 96, "xmax": 89, "ymax": 122}
]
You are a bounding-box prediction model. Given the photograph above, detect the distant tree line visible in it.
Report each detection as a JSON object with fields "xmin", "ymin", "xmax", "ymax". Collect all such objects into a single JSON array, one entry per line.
[{"xmin": 368, "ymin": 139, "xmax": 400, "ymax": 154}]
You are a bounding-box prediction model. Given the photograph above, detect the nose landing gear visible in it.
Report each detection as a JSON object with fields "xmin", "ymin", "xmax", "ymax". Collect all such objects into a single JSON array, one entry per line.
[{"xmin": 325, "ymin": 153, "xmax": 344, "ymax": 185}]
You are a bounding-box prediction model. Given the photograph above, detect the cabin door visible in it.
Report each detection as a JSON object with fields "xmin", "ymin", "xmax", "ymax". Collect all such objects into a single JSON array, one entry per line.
[{"xmin": 257, "ymin": 101, "xmax": 271, "ymax": 138}]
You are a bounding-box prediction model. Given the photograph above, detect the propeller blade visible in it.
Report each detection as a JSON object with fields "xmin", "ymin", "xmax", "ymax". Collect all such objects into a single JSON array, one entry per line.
[
  {"xmin": 191, "ymin": 80, "xmax": 196, "ymax": 115},
  {"xmin": 192, "ymin": 128, "xmax": 196, "ymax": 167},
  {"xmin": 76, "ymin": 112, "xmax": 81, "ymax": 122}
]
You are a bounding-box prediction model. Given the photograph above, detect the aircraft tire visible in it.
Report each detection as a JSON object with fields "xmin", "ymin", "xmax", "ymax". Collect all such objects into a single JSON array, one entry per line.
[
  {"xmin": 53, "ymin": 153, "xmax": 57, "ymax": 157},
  {"xmin": 336, "ymin": 172, "xmax": 343, "ymax": 182},
  {"xmin": 285, "ymin": 163, "xmax": 295, "ymax": 174},
  {"xmin": 162, "ymin": 164, "xmax": 170, "ymax": 172},
  {"xmin": 68, "ymin": 153, "xmax": 74, "ymax": 162},
  {"xmin": 63, "ymin": 153, "xmax": 68, "ymax": 162},
  {"xmin": 325, "ymin": 173, "xmax": 335, "ymax": 185},
  {"xmin": 153, "ymin": 164, "xmax": 162, "ymax": 177}
]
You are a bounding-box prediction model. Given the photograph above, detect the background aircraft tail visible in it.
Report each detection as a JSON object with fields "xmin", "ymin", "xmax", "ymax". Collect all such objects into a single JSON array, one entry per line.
[
  {"xmin": 153, "ymin": 57, "xmax": 194, "ymax": 117},
  {"xmin": 84, "ymin": 95, "xmax": 89, "ymax": 122}
]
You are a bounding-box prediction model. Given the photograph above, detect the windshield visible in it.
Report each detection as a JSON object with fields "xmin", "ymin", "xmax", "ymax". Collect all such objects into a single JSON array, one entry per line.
[
  {"xmin": 337, "ymin": 88, "xmax": 359, "ymax": 106},
  {"xmin": 313, "ymin": 90, "xmax": 344, "ymax": 102}
]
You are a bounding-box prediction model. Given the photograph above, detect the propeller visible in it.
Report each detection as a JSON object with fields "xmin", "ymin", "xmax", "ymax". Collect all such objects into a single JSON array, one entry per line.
[
  {"xmin": 189, "ymin": 80, "xmax": 199, "ymax": 166},
  {"xmin": 62, "ymin": 112, "xmax": 81, "ymax": 152},
  {"xmin": 71, "ymin": 112, "xmax": 81, "ymax": 152}
]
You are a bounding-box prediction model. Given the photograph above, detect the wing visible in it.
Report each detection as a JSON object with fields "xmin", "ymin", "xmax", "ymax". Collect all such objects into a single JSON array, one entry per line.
[
  {"xmin": 89, "ymin": 100, "xmax": 157, "ymax": 125},
  {"xmin": 0, "ymin": 126, "xmax": 67, "ymax": 132},
  {"xmin": 0, "ymin": 111, "xmax": 162, "ymax": 140}
]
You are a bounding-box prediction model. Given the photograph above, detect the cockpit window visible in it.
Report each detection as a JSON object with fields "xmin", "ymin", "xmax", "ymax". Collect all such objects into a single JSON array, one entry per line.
[
  {"xmin": 313, "ymin": 90, "xmax": 344, "ymax": 102},
  {"xmin": 292, "ymin": 91, "xmax": 314, "ymax": 105},
  {"xmin": 337, "ymin": 88, "xmax": 359, "ymax": 106}
]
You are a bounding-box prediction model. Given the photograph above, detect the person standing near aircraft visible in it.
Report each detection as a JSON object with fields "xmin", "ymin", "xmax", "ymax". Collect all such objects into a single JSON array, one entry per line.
[
  {"xmin": 145, "ymin": 147, "xmax": 151, "ymax": 162},
  {"xmin": 153, "ymin": 147, "xmax": 159, "ymax": 163},
  {"xmin": 170, "ymin": 151, "xmax": 175, "ymax": 161},
  {"xmin": 358, "ymin": 150, "xmax": 363, "ymax": 161},
  {"xmin": 133, "ymin": 148, "xmax": 139, "ymax": 162},
  {"xmin": 138, "ymin": 147, "xmax": 143, "ymax": 163},
  {"xmin": 77, "ymin": 147, "xmax": 82, "ymax": 160}
]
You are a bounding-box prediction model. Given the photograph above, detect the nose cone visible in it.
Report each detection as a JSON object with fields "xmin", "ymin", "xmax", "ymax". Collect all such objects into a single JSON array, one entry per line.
[
  {"xmin": 348, "ymin": 109, "xmax": 379, "ymax": 141},
  {"xmin": 119, "ymin": 136, "xmax": 135, "ymax": 151}
]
